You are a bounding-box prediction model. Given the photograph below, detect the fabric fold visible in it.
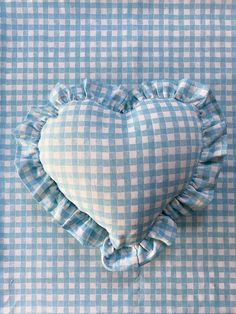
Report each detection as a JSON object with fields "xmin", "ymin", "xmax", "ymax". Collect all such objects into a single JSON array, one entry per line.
[
  {"xmin": 100, "ymin": 214, "xmax": 177, "ymax": 271},
  {"xmin": 14, "ymin": 78, "xmax": 227, "ymax": 271},
  {"xmin": 14, "ymin": 101, "xmax": 108, "ymax": 248},
  {"xmin": 48, "ymin": 79, "xmax": 129, "ymax": 113}
]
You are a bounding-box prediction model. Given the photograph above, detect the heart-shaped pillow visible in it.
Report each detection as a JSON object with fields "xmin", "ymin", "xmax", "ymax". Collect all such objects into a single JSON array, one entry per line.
[{"xmin": 14, "ymin": 79, "xmax": 227, "ymax": 271}]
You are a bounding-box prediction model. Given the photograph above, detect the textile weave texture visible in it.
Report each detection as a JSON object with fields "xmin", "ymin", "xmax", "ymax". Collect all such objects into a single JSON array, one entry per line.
[
  {"xmin": 1, "ymin": 0, "xmax": 235, "ymax": 313},
  {"xmin": 14, "ymin": 78, "xmax": 226, "ymax": 272}
]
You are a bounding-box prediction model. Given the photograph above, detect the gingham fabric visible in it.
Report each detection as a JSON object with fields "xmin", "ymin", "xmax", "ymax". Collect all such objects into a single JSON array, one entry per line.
[
  {"xmin": 1, "ymin": 0, "xmax": 235, "ymax": 312},
  {"xmin": 14, "ymin": 78, "xmax": 226, "ymax": 271},
  {"xmin": 39, "ymin": 81, "xmax": 195, "ymax": 250}
]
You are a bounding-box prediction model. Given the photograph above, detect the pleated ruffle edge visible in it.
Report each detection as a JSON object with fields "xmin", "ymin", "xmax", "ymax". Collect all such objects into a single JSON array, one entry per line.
[{"xmin": 14, "ymin": 78, "xmax": 227, "ymax": 271}]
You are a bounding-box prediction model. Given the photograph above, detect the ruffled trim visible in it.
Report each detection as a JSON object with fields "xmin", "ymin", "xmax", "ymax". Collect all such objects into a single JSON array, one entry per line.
[
  {"xmin": 101, "ymin": 214, "xmax": 177, "ymax": 271},
  {"xmin": 14, "ymin": 103, "xmax": 108, "ymax": 248},
  {"xmin": 48, "ymin": 78, "xmax": 129, "ymax": 112},
  {"xmin": 14, "ymin": 78, "xmax": 227, "ymax": 271},
  {"xmin": 131, "ymin": 79, "xmax": 227, "ymax": 220}
]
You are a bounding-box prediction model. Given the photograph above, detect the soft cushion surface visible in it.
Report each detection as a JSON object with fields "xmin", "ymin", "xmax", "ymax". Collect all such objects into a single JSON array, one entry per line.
[
  {"xmin": 38, "ymin": 96, "xmax": 201, "ymax": 249},
  {"xmin": 14, "ymin": 79, "xmax": 227, "ymax": 271}
]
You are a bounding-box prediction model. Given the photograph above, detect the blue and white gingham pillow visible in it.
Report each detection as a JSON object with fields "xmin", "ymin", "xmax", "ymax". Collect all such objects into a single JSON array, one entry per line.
[{"xmin": 14, "ymin": 79, "xmax": 227, "ymax": 271}]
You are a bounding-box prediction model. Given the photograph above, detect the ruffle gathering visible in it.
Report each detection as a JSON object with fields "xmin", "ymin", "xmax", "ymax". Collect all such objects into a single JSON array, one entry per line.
[{"xmin": 14, "ymin": 78, "xmax": 227, "ymax": 271}]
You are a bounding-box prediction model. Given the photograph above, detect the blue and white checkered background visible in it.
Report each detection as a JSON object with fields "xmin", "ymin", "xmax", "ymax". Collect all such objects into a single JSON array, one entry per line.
[{"xmin": 1, "ymin": 1, "xmax": 235, "ymax": 313}]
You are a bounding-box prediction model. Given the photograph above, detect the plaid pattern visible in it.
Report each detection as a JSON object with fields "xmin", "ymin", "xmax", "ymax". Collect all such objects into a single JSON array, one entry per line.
[
  {"xmin": 1, "ymin": 0, "xmax": 234, "ymax": 312},
  {"xmin": 14, "ymin": 77, "xmax": 226, "ymax": 271},
  {"xmin": 38, "ymin": 80, "xmax": 202, "ymax": 249}
]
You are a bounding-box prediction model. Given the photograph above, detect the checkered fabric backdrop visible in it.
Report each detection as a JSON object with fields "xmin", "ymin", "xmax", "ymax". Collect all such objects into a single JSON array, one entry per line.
[{"xmin": 1, "ymin": 1, "xmax": 235, "ymax": 313}]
